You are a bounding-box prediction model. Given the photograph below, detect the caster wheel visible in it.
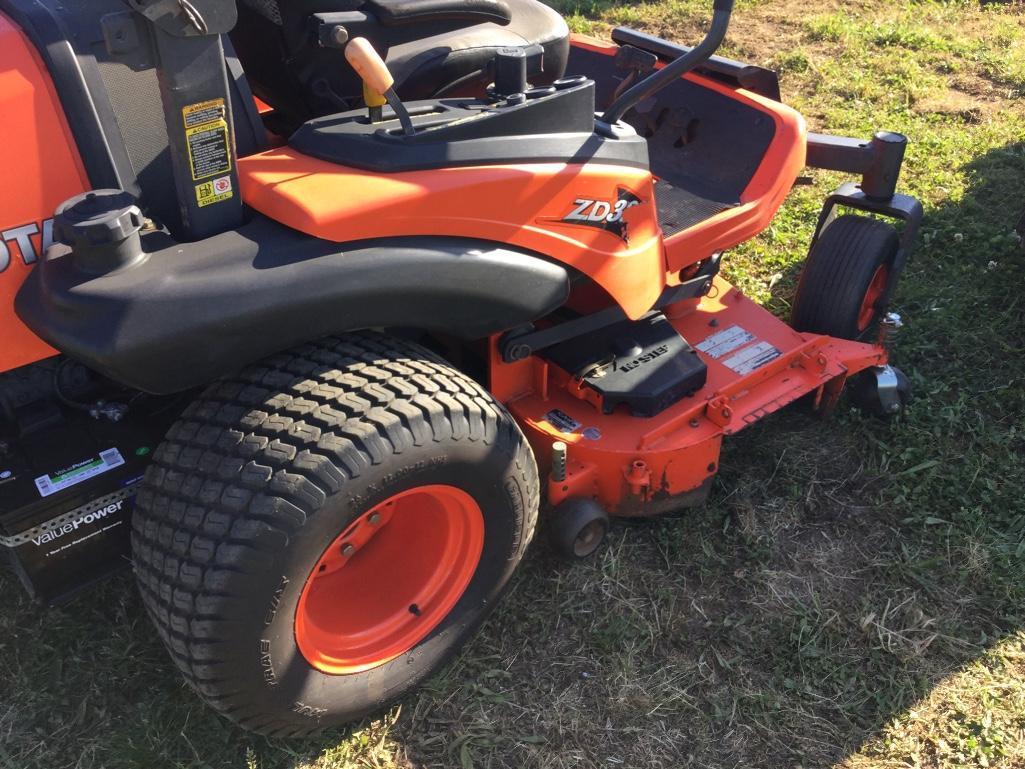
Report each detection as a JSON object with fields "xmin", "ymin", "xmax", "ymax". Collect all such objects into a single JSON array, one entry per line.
[
  {"xmin": 792, "ymin": 214, "xmax": 900, "ymax": 341},
  {"xmin": 550, "ymin": 498, "xmax": 609, "ymax": 560},
  {"xmin": 848, "ymin": 364, "xmax": 912, "ymax": 418}
]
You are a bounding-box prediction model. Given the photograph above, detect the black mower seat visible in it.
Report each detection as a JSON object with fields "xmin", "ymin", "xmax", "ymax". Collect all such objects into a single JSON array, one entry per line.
[{"xmin": 231, "ymin": 0, "xmax": 570, "ymax": 127}]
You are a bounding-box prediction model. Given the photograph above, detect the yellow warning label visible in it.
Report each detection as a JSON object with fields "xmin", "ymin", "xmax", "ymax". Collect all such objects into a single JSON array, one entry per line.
[
  {"xmin": 182, "ymin": 99, "xmax": 232, "ymax": 181},
  {"xmin": 195, "ymin": 175, "xmax": 234, "ymax": 208},
  {"xmin": 183, "ymin": 99, "xmax": 226, "ymax": 128}
]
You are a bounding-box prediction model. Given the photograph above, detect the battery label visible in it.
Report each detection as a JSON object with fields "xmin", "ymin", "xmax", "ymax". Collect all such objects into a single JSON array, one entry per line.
[
  {"xmin": 696, "ymin": 325, "xmax": 755, "ymax": 359},
  {"xmin": 30, "ymin": 497, "xmax": 127, "ymax": 552},
  {"xmin": 721, "ymin": 341, "xmax": 781, "ymax": 375},
  {"xmin": 34, "ymin": 448, "xmax": 125, "ymax": 498},
  {"xmin": 182, "ymin": 99, "xmax": 232, "ymax": 182}
]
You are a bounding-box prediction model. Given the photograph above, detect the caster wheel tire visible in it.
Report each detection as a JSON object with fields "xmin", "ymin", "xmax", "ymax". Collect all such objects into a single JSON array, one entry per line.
[
  {"xmin": 792, "ymin": 214, "xmax": 900, "ymax": 340},
  {"xmin": 550, "ymin": 498, "xmax": 609, "ymax": 560},
  {"xmin": 848, "ymin": 364, "xmax": 912, "ymax": 418},
  {"xmin": 131, "ymin": 332, "xmax": 539, "ymax": 736}
]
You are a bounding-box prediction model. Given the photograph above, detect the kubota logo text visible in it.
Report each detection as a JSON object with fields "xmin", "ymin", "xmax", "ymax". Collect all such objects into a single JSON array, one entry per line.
[{"xmin": 0, "ymin": 218, "xmax": 54, "ymax": 273}]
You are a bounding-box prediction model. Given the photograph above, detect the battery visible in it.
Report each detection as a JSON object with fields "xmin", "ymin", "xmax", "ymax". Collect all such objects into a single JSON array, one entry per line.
[{"xmin": 0, "ymin": 404, "xmax": 176, "ymax": 604}]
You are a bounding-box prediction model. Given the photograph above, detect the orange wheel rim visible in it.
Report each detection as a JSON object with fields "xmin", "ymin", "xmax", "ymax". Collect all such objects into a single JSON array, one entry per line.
[
  {"xmin": 857, "ymin": 264, "xmax": 890, "ymax": 331},
  {"xmin": 295, "ymin": 485, "xmax": 484, "ymax": 675}
]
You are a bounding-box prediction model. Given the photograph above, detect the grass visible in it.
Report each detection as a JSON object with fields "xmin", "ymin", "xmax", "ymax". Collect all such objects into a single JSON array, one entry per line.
[{"xmin": 3, "ymin": 0, "xmax": 1025, "ymax": 767}]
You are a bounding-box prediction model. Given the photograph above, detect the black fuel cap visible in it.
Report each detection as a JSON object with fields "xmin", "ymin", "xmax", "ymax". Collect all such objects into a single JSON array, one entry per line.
[
  {"xmin": 53, "ymin": 189, "xmax": 146, "ymax": 273},
  {"xmin": 54, "ymin": 189, "xmax": 143, "ymax": 247}
]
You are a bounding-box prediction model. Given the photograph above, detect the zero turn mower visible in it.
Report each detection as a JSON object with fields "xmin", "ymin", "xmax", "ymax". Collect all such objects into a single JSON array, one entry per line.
[{"xmin": 0, "ymin": 0, "xmax": 921, "ymax": 734}]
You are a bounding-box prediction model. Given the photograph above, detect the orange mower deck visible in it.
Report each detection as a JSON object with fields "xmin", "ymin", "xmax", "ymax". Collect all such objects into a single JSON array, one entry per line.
[{"xmin": 494, "ymin": 275, "xmax": 888, "ymax": 516}]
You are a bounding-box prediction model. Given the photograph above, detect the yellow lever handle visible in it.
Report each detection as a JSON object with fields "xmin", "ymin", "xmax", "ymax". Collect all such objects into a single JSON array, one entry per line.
[
  {"xmin": 363, "ymin": 81, "xmax": 387, "ymax": 109},
  {"xmin": 345, "ymin": 37, "xmax": 394, "ymax": 97}
]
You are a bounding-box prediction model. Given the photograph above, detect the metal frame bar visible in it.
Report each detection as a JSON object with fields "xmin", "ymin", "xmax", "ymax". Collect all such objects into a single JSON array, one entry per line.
[
  {"xmin": 499, "ymin": 254, "xmax": 722, "ymax": 362},
  {"xmin": 610, "ymin": 26, "xmax": 781, "ymax": 101},
  {"xmin": 806, "ymin": 131, "xmax": 908, "ymax": 200}
]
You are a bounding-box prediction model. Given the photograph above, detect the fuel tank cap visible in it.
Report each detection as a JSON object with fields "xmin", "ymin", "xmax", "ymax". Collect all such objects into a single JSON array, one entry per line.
[{"xmin": 53, "ymin": 189, "xmax": 146, "ymax": 273}]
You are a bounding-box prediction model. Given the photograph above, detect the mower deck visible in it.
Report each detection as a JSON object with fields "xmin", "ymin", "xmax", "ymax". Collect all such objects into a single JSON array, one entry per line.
[{"xmin": 503, "ymin": 275, "xmax": 887, "ymax": 516}]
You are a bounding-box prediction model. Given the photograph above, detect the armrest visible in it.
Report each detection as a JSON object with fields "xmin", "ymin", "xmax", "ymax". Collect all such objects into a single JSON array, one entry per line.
[{"xmin": 365, "ymin": 0, "xmax": 512, "ymax": 27}]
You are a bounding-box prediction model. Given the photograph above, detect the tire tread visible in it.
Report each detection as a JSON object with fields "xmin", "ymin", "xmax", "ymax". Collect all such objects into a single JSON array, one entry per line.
[
  {"xmin": 132, "ymin": 332, "xmax": 538, "ymax": 735},
  {"xmin": 791, "ymin": 215, "xmax": 899, "ymax": 339}
]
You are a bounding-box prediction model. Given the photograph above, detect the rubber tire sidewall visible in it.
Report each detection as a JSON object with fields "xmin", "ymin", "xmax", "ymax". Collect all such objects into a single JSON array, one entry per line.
[
  {"xmin": 847, "ymin": 365, "xmax": 912, "ymax": 418},
  {"xmin": 225, "ymin": 436, "xmax": 530, "ymax": 731},
  {"xmin": 792, "ymin": 215, "xmax": 900, "ymax": 340}
]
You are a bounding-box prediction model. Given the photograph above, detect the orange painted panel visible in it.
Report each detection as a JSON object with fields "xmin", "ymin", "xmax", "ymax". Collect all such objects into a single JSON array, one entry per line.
[
  {"xmin": 0, "ymin": 14, "xmax": 90, "ymax": 372},
  {"xmin": 238, "ymin": 155, "xmax": 667, "ymax": 319},
  {"xmin": 503, "ymin": 276, "xmax": 886, "ymax": 515},
  {"xmin": 569, "ymin": 35, "xmax": 808, "ymax": 274},
  {"xmin": 240, "ymin": 38, "xmax": 807, "ymax": 318}
]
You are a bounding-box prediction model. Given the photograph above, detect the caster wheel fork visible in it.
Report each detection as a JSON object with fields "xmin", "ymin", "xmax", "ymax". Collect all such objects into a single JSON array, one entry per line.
[{"xmin": 850, "ymin": 363, "xmax": 912, "ymax": 418}]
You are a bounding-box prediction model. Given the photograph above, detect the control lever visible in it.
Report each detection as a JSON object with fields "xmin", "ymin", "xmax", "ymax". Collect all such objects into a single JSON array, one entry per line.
[
  {"xmin": 344, "ymin": 37, "xmax": 415, "ymax": 136},
  {"xmin": 601, "ymin": 0, "xmax": 734, "ymax": 124}
]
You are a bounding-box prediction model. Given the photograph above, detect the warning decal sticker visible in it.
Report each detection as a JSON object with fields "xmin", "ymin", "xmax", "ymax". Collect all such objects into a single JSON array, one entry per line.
[
  {"xmin": 182, "ymin": 99, "xmax": 232, "ymax": 182},
  {"xmin": 195, "ymin": 174, "xmax": 233, "ymax": 208},
  {"xmin": 34, "ymin": 448, "xmax": 125, "ymax": 498},
  {"xmin": 183, "ymin": 99, "xmax": 226, "ymax": 128},
  {"xmin": 721, "ymin": 341, "xmax": 781, "ymax": 376},
  {"xmin": 696, "ymin": 325, "xmax": 755, "ymax": 359}
]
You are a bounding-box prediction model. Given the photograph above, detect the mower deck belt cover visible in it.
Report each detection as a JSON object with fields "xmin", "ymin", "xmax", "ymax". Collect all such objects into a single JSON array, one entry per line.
[{"xmin": 542, "ymin": 311, "xmax": 708, "ymax": 417}]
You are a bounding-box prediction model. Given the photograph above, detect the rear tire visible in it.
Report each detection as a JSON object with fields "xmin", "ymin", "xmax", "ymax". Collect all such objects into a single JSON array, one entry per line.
[
  {"xmin": 792, "ymin": 215, "xmax": 900, "ymax": 340},
  {"xmin": 131, "ymin": 332, "xmax": 539, "ymax": 736}
]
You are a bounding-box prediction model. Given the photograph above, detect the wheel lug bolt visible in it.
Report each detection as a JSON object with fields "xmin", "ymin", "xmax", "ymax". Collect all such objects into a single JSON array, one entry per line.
[
  {"xmin": 341, "ymin": 543, "xmax": 354, "ymax": 556},
  {"xmin": 369, "ymin": 513, "xmax": 381, "ymax": 524}
]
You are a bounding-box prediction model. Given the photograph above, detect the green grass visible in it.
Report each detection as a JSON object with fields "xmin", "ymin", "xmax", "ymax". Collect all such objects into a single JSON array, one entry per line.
[{"xmin": 3, "ymin": 1, "xmax": 1025, "ymax": 767}]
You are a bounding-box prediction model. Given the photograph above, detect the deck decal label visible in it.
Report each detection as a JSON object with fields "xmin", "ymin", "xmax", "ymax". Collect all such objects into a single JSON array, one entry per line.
[
  {"xmin": 34, "ymin": 448, "xmax": 125, "ymax": 498},
  {"xmin": 721, "ymin": 342, "xmax": 781, "ymax": 376},
  {"xmin": 544, "ymin": 409, "xmax": 581, "ymax": 434},
  {"xmin": 696, "ymin": 325, "xmax": 755, "ymax": 359}
]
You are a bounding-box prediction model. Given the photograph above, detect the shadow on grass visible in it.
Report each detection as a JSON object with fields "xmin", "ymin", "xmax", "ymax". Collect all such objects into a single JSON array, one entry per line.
[{"xmin": 1, "ymin": 156, "xmax": 1023, "ymax": 769}]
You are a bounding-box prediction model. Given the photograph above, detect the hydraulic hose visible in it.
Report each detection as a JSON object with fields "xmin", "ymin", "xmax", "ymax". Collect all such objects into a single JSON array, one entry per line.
[{"xmin": 600, "ymin": 0, "xmax": 734, "ymax": 125}]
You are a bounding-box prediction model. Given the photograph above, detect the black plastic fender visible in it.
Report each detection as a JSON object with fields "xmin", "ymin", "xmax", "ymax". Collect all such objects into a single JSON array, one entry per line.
[{"xmin": 16, "ymin": 214, "xmax": 571, "ymax": 393}]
